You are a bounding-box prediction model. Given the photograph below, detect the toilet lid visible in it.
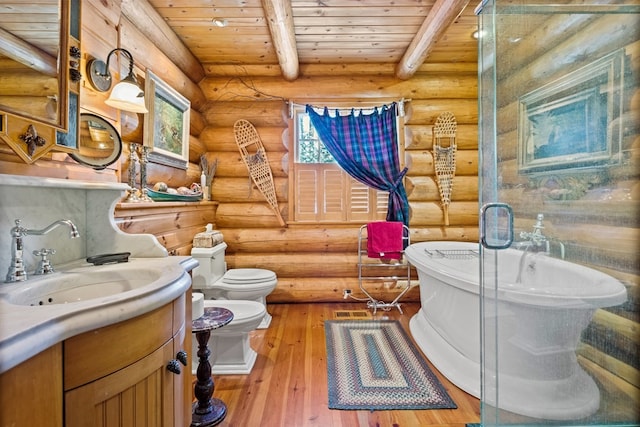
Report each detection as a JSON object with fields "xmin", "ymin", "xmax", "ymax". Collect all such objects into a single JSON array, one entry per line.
[{"xmin": 223, "ymin": 268, "xmax": 276, "ymax": 284}]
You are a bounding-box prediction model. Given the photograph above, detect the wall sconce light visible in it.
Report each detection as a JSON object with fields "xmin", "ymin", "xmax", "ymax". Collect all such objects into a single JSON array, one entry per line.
[{"xmin": 86, "ymin": 48, "xmax": 148, "ymax": 114}]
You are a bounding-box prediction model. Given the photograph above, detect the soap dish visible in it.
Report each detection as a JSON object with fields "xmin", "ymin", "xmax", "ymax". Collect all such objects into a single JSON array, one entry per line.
[{"xmin": 86, "ymin": 252, "xmax": 131, "ymax": 266}]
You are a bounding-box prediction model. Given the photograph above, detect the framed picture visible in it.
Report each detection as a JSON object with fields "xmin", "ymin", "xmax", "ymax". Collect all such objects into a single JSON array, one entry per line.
[
  {"xmin": 144, "ymin": 70, "xmax": 190, "ymax": 169},
  {"xmin": 518, "ymin": 49, "xmax": 624, "ymax": 175}
]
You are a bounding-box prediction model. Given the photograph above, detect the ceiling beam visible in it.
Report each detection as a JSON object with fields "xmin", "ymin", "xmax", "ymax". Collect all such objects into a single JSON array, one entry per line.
[
  {"xmin": 395, "ymin": 0, "xmax": 471, "ymax": 80},
  {"xmin": 121, "ymin": 0, "xmax": 205, "ymax": 83},
  {"xmin": 0, "ymin": 27, "xmax": 57, "ymax": 77},
  {"xmin": 262, "ymin": 0, "xmax": 299, "ymax": 81}
]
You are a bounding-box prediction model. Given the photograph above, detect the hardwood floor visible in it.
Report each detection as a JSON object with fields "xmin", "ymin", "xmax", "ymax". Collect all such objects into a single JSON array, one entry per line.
[{"xmin": 202, "ymin": 302, "xmax": 481, "ymax": 427}]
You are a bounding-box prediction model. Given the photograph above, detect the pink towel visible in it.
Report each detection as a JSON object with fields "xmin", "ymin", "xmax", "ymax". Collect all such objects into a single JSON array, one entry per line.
[{"xmin": 367, "ymin": 221, "xmax": 404, "ymax": 260}]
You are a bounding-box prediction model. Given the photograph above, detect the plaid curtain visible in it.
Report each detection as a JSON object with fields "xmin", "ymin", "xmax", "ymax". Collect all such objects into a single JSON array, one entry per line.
[{"xmin": 306, "ymin": 103, "xmax": 410, "ymax": 226}]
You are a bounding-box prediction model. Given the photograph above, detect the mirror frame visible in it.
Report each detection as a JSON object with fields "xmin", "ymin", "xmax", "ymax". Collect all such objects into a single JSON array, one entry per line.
[
  {"xmin": 70, "ymin": 113, "xmax": 122, "ymax": 170},
  {"xmin": 0, "ymin": 0, "xmax": 80, "ymax": 164}
]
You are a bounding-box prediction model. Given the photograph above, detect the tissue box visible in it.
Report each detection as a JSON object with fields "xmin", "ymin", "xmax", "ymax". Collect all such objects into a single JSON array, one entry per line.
[{"xmin": 193, "ymin": 230, "xmax": 224, "ymax": 248}]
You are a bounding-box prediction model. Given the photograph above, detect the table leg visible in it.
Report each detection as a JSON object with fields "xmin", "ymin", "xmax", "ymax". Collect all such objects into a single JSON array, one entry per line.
[{"xmin": 191, "ymin": 330, "xmax": 227, "ymax": 427}]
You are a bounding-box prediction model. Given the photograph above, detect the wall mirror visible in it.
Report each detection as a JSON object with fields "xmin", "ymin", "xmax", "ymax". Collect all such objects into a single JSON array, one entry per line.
[
  {"xmin": 0, "ymin": 0, "xmax": 79, "ymax": 163},
  {"xmin": 70, "ymin": 114, "xmax": 122, "ymax": 170}
]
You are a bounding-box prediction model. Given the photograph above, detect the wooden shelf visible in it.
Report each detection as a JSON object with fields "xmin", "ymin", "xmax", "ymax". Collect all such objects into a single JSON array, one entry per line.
[{"xmin": 116, "ymin": 200, "xmax": 218, "ymax": 210}]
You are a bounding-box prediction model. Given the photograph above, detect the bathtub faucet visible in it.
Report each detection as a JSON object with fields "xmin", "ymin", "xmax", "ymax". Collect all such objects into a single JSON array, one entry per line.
[
  {"xmin": 519, "ymin": 213, "xmax": 548, "ymax": 249},
  {"xmin": 5, "ymin": 219, "xmax": 80, "ymax": 283},
  {"xmin": 516, "ymin": 213, "xmax": 565, "ymax": 259}
]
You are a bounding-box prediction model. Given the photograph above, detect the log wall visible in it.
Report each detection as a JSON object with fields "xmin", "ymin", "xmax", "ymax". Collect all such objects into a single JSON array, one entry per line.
[
  {"xmin": 197, "ymin": 66, "xmax": 480, "ymax": 303},
  {"xmin": 114, "ymin": 201, "xmax": 218, "ymax": 256}
]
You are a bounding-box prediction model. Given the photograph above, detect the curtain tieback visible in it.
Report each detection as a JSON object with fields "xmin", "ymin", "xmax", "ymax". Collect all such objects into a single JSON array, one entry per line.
[{"xmin": 389, "ymin": 168, "xmax": 408, "ymax": 193}]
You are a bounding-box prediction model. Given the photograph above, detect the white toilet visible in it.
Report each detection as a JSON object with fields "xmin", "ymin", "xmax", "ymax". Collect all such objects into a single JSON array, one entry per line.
[
  {"xmin": 191, "ymin": 297, "xmax": 266, "ymax": 375},
  {"xmin": 191, "ymin": 242, "xmax": 277, "ymax": 329}
]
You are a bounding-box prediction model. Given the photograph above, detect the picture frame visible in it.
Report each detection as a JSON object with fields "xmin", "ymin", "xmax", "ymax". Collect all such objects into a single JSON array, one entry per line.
[
  {"xmin": 517, "ymin": 49, "xmax": 624, "ymax": 175},
  {"xmin": 144, "ymin": 70, "xmax": 190, "ymax": 169}
]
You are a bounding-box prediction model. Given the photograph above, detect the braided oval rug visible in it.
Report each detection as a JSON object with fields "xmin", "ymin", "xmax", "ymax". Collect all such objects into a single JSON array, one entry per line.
[{"xmin": 324, "ymin": 320, "xmax": 457, "ymax": 411}]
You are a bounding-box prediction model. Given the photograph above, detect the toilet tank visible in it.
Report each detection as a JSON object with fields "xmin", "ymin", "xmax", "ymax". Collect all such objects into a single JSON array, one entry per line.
[{"xmin": 191, "ymin": 242, "xmax": 227, "ymax": 289}]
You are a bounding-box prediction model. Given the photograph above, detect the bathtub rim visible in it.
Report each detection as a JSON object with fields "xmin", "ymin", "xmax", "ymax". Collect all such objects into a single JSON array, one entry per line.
[{"xmin": 405, "ymin": 241, "xmax": 628, "ymax": 309}]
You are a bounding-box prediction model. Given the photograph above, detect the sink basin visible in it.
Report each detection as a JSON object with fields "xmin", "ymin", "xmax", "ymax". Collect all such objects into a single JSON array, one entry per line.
[{"xmin": 2, "ymin": 263, "xmax": 162, "ymax": 306}]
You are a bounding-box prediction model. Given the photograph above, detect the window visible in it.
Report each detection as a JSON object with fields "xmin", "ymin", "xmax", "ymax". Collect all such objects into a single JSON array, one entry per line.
[{"xmin": 291, "ymin": 106, "xmax": 395, "ymax": 223}]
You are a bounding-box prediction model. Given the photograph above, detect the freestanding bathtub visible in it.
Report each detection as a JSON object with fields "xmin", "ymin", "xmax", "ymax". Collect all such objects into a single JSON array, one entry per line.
[{"xmin": 405, "ymin": 241, "xmax": 628, "ymax": 420}]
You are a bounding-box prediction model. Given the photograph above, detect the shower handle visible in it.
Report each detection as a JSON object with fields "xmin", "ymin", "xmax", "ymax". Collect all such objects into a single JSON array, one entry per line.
[{"xmin": 480, "ymin": 203, "xmax": 514, "ymax": 250}]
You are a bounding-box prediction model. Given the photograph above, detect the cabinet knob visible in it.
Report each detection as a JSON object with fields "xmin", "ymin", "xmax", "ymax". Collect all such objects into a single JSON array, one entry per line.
[
  {"xmin": 176, "ymin": 350, "xmax": 188, "ymax": 366},
  {"xmin": 166, "ymin": 359, "xmax": 181, "ymax": 374}
]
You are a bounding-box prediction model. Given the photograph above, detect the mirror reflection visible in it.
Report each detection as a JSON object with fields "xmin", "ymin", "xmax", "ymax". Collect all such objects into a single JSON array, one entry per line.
[
  {"xmin": 70, "ymin": 114, "xmax": 122, "ymax": 170},
  {"xmin": 0, "ymin": 1, "xmax": 62, "ymax": 126}
]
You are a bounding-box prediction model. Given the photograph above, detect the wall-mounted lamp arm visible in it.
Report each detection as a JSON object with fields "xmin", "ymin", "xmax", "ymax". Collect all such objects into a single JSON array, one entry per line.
[
  {"xmin": 86, "ymin": 48, "xmax": 148, "ymax": 114},
  {"xmin": 88, "ymin": 48, "xmax": 135, "ymax": 91}
]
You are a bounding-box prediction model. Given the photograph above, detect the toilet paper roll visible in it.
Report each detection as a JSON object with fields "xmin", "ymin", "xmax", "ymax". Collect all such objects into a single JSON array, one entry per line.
[{"xmin": 192, "ymin": 292, "xmax": 205, "ymax": 320}]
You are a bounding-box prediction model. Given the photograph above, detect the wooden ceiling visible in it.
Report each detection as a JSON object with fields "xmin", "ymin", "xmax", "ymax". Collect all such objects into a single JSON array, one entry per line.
[
  {"xmin": 148, "ymin": 0, "xmax": 480, "ymax": 80},
  {"xmin": 0, "ymin": 1, "xmax": 60, "ymax": 76},
  {"xmin": 0, "ymin": 1, "xmax": 60, "ymax": 57}
]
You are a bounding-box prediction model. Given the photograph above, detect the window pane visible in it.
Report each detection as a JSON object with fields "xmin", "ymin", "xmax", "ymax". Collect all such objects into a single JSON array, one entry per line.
[{"xmin": 296, "ymin": 113, "xmax": 335, "ymax": 164}]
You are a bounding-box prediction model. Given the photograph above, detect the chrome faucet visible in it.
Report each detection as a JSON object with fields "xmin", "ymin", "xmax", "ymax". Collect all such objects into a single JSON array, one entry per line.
[
  {"xmin": 516, "ymin": 213, "xmax": 565, "ymax": 259},
  {"xmin": 5, "ymin": 219, "xmax": 80, "ymax": 283},
  {"xmin": 519, "ymin": 213, "xmax": 548, "ymax": 249}
]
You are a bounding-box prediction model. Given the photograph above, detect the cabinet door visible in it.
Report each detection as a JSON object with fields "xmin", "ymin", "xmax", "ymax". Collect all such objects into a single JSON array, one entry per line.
[
  {"xmin": 0, "ymin": 344, "xmax": 63, "ymax": 427},
  {"xmin": 65, "ymin": 339, "xmax": 177, "ymax": 427},
  {"xmin": 173, "ymin": 290, "xmax": 192, "ymax": 427},
  {"xmin": 174, "ymin": 322, "xmax": 191, "ymax": 426},
  {"xmin": 64, "ymin": 303, "xmax": 174, "ymax": 391}
]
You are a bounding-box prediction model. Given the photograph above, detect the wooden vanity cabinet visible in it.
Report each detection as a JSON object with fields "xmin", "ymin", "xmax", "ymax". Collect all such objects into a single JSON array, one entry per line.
[
  {"xmin": 64, "ymin": 292, "xmax": 192, "ymax": 427},
  {"xmin": 0, "ymin": 344, "xmax": 63, "ymax": 427},
  {"xmin": 0, "ymin": 293, "xmax": 191, "ymax": 427}
]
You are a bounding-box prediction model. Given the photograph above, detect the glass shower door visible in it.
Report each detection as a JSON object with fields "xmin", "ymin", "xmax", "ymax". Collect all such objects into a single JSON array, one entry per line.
[{"xmin": 477, "ymin": 1, "xmax": 639, "ymax": 425}]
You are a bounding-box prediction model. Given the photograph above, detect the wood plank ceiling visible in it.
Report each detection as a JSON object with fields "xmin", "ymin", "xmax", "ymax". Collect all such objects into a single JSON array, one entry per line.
[
  {"xmin": 0, "ymin": 0, "xmax": 61, "ymax": 76},
  {"xmin": 148, "ymin": 0, "xmax": 480, "ymax": 81}
]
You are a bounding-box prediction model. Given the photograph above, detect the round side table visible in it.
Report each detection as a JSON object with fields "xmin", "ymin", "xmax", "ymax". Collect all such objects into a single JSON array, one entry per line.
[{"xmin": 191, "ymin": 306, "xmax": 234, "ymax": 427}]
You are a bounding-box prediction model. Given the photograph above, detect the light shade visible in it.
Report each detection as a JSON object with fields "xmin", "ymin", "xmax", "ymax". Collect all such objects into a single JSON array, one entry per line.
[
  {"xmin": 86, "ymin": 48, "xmax": 148, "ymax": 114},
  {"xmin": 105, "ymin": 74, "xmax": 148, "ymax": 113}
]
